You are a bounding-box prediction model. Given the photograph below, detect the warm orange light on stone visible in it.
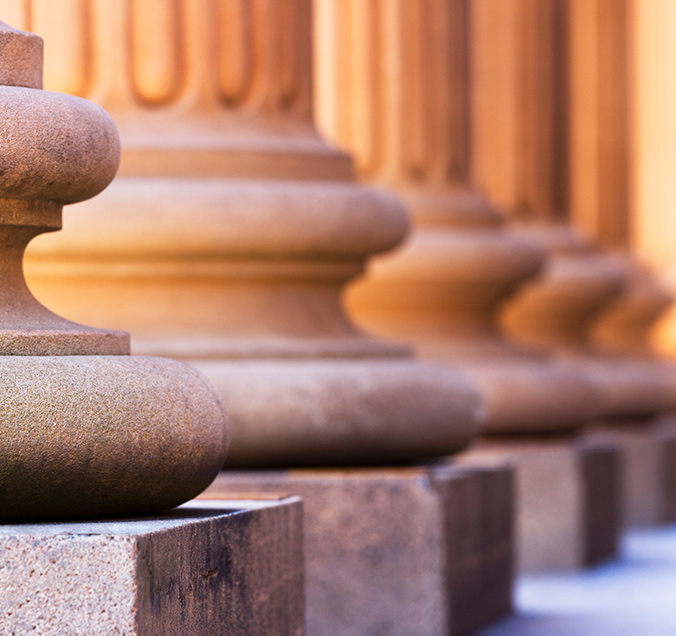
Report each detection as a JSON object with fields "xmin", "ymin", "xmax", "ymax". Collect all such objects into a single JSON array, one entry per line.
[
  {"xmin": 314, "ymin": 0, "xmax": 603, "ymax": 436},
  {"xmin": 16, "ymin": 0, "xmax": 483, "ymax": 467}
]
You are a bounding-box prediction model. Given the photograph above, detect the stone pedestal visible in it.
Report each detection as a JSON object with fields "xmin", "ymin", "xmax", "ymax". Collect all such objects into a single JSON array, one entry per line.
[
  {"xmin": 657, "ymin": 417, "xmax": 676, "ymax": 523},
  {"xmin": 206, "ymin": 463, "xmax": 513, "ymax": 636},
  {"xmin": 461, "ymin": 436, "xmax": 621, "ymax": 572},
  {"xmin": 0, "ymin": 497, "xmax": 304, "ymax": 636},
  {"xmin": 0, "ymin": 20, "xmax": 228, "ymax": 519},
  {"xmin": 586, "ymin": 419, "xmax": 676, "ymax": 527}
]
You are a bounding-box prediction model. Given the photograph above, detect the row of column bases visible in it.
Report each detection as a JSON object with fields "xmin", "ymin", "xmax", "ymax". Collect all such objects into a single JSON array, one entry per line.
[{"xmin": 2, "ymin": 2, "xmax": 675, "ymax": 635}]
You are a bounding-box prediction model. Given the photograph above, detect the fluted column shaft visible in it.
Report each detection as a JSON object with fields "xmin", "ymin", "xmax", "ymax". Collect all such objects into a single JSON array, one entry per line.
[
  {"xmin": 470, "ymin": 0, "xmax": 673, "ymax": 421},
  {"xmin": 315, "ymin": 0, "xmax": 602, "ymax": 434}
]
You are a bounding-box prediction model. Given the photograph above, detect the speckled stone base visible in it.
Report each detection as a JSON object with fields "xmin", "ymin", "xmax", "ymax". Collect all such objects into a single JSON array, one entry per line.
[
  {"xmin": 0, "ymin": 498, "xmax": 304, "ymax": 636},
  {"xmin": 462, "ymin": 435, "xmax": 621, "ymax": 572},
  {"xmin": 207, "ymin": 462, "xmax": 514, "ymax": 636}
]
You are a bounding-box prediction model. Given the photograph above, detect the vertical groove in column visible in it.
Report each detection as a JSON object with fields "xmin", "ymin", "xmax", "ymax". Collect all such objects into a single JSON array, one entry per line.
[
  {"xmin": 217, "ymin": 0, "xmax": 254, "ymax": 106},
  {"xmin": 569, "ymin": 0, "xmax": 629, "ymax": 249},
  {"xmin": 130, "ymin": 0, "xmax": 185, "ymax": 106}
]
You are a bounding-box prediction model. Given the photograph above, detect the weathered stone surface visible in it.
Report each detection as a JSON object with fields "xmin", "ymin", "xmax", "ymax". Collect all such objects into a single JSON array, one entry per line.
[
  {"xmin": 206, "ymin": 463, "xmax": 513, "ymax": 636},
  {"xmin": 0, "ymin": 86, "xmax": 120, "ymax": 204},
  {"xmin": 0, "ymin": 21, "xmax": 230, "ymax": 517},
  {"xmin": 0, "ymin": 21, "xmax": 125, "ymax": 355},
  {"xmin": 0, "ymin": 498, "xmax": 304, "ymax": 636},
  {"xmin": 461, "ymin": 435, "xmax": 621, "ymax": 571},
  {"xmin": 0, "ymin": 356, "xmax": 228, "ymax": 519},
  {"xmin": 0, "ymin": 20, "xmax": 42, "ymax": 89}
]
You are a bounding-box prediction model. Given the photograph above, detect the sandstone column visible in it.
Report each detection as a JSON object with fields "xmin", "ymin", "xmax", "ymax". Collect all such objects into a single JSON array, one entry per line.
[
  {"xmin": 317, "ymin": 0, "xmax": 599, "ymax": 432},
  {"xmin": 628, "ymin": 0, "xmax": 676, "ymax": 357},
  {"xmin": 473, "ymin": 0, "xmax": 673, "ymax": 418},
  {"xmin": 314, "ymin": 0, "xmax": 619, "ymax": 570},
  {"xmin": 571, "ymin": 0, "xmax": 675, "ymax": 362},
  {"xmin": 16, "ymin": 0, "xmax": 482, "ymax": 467},
  {"xmin": 11, "ymin": 3, "xmax": 516, "ymax": 633},
  {"xmin": 471, "ymin": 0, "xmax": 674, "ymax": 526}
]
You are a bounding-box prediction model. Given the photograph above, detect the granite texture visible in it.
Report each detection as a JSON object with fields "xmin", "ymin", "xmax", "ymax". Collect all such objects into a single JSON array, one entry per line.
[
  {"xmin": 0, "ymin": 21, "xmax": 119, "ymax": 204},
  {"xmin": 462, "ymin": 435, "xmax": 621, "ymax": 571},
  {"xmin": 0, "ymin": 356, "xmax": 229, "ymax": 519},
  {"xmin": 0, "ymin": 20, "xmax": 42, "ymax": 89},
  {"xmin": 0, "ymin": 21, "xmax": 230, "ymax": 517},
  {"xmin": 0, "ymin": 498, "xmax": 304, "ymax": 636},
  {"xmin": 0, "ymin": 84, "xmax": 120, "ymax": 204},
  {"xmin": 207, "ymin": 463, "xmax": 514, "ymax": 636},
  {"xmin": 0, "ymin": 22, "xmax": 126, "ymax": 355}
]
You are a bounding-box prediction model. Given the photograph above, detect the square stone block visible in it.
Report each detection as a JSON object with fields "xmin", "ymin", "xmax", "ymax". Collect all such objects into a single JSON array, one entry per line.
[
  {"xmin": 461, "ymin": 435, "xmax": 621, "ymax": 572},
  {"xmin": 206, "ymin": 463, "xmax": 514, "ymax": 636},
  {"xmin": 0, "ymin": 497, "xmax": 304, "ymax": 636},
  {"xmin": 657, "ymin": 417, "xmax": 676, "ymax": 524},
  {"xmin": 588, "ymin": 417, "xmax": 676, "ymax": 528}
]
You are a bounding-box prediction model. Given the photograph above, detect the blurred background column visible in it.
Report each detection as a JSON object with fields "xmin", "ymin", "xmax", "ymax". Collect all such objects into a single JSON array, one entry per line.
[
  {"xmin": 607, "ymin": 0, "xmax": 676, "ymax": 359},
  {"xmin": 471, "ymin": 0, "xmax": 676, "ymax": 527},
  {"xmin": 314, "ymin": 0, "xmax": 623, "ymax": 571}
]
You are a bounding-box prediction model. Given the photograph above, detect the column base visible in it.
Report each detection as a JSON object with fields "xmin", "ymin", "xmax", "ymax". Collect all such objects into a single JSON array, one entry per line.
[
  {"xmin": 0, "ymin": 498, "xmax": 304, "ymax": 636},
  {"xmin": 206, "ymin": 462, "xmax": 514, "ymax": 636},
  {"xmin": 657, "ymin": 416, "xmax": 676, "ymax": 523},
  {"xmin": 460, "ymin": 435, "xmax": 621, "ymax": 572},
  {"xmin": 586, "ymin": 417, "xmax": 676, "ymax": 527}
]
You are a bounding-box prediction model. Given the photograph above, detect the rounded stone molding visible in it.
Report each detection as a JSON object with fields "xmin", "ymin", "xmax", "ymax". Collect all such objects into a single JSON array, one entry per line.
[
  {"xmin": 0, "ymin": 356, "xmax": 228, "ymax": 519},
  {"xmin": 15, "ymin": 0, "xmax": 483, "ymax": 467},
  {"xmin": 190, "ymin": 358, "xmax": 482, "ymax": 467},
  {"xmin": 0, "ymin": 86, "xmax": 120, "ymax": 204}
]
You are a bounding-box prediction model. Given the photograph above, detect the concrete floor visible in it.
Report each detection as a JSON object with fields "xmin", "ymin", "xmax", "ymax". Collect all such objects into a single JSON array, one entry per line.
[{"xmin": 479, "ymin": 525, "xmax": 676, "ymax": 635}]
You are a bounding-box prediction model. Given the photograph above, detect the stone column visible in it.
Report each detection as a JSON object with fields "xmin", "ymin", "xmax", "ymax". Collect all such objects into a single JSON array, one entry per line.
[
  {"xmin": 15, "ymin": 0, "xmax": 482, "ymax": 467},
  {"xmin": 314, "ymin": 0, "xmax": 619, "ymax": 571},
  {"xmin": 628, "ymin": 0, "xmax": 676, "ymax": 357},
  {"xmin": 6, "ymin": 5, "xmax": 514, "ymax": 633},
  {"xmin": 0, "ymin": 17, "xmax": 228, "ymax": 519},
  {"xmin": 471, "ymin": 0, "xmax": 674, "ymax": 526},
  {"xmin": 547, "ymin": 0, "xmax": 673, "ymax": 361},
  {"xmin": 469, "ymin": 0, "xmax": 671, "ymax": 413},
  {"xmin": 317, "ymin": 0, "xmax": 599, "ymax": 431}
]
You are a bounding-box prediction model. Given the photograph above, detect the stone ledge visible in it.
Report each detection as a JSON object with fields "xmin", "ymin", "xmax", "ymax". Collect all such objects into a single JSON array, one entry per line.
[{"xmin": 0, "ymin": 498, "xmax": 304, "ymax": 636}]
